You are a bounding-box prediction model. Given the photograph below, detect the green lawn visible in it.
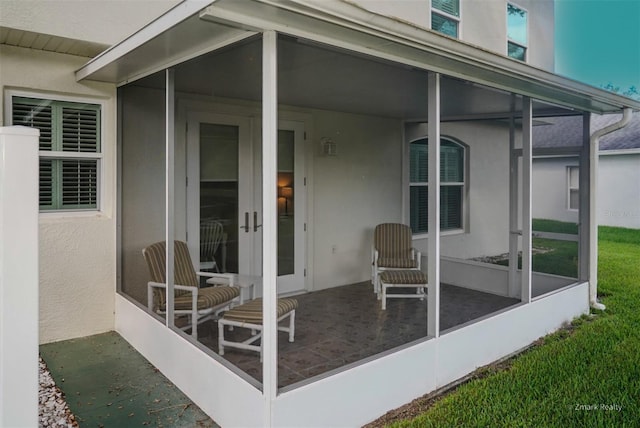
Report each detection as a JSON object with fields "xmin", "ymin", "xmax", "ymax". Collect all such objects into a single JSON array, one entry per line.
[
  {"xmin": 390, "ymin": 226, "xmax": 640, "ymax": 427},
  {"xmin": 533, "ymin": 218, "xmax": 579, "ymax": 235}
]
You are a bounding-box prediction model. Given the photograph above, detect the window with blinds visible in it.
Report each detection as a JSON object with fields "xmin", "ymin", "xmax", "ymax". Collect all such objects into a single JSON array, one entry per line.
[
  {"xmin": 568, "ymin": 166, "xmax": 579, "ymax": 211},
  {"xmin": 431, "ymin": 0, "xmax": 460, "ymax": 38},
  {"xmin": 410, "ymin": 138, "xmax": 465, "ymax": 234},
  {"xmin": 12, "ymin": 96, "xmax": 101, "ymax": 211}
]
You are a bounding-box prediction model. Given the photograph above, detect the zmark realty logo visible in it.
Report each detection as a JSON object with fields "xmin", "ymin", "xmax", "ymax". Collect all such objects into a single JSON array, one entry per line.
[{"xmin": 574, "ymin": 403, "xmax": 623, "ymax": 411}]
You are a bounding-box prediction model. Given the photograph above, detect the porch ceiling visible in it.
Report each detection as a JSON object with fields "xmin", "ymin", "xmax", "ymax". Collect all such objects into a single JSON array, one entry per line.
[
  {"xmin": 134, "ymin": 36, "xmax": 569, "ymax": 120},
  {"xmin": 76, "ymin": 0, "xmax": 640, "ymax": 116}
]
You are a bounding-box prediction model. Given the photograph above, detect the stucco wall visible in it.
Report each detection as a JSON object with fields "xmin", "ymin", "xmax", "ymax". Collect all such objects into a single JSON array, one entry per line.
[
  {"xmin": 598, "ymin": 153, "xmax": 640, "ymax": 229},
  {"xmin": 354, "ymin": 0, "xmax": 554, "ymax": 72},
  {"xmin": 0, "ymin": 0, "xmax": 179, "ymax": 45},
  {"xmin": 407, "ymin": 121, "xmax": 513, "ymax": 259},
  {"xmin": 532, "ymin": 156, "xmax": 580, "ymax": 224},
  {"xmin": 119, "ymin": 85, "xmax": 404, "ymax": 300},
  {"xmin": 533, "ymin": 153, "xmax": 640, "ymax": 229},
  {"xmin": 311, "ymin": 110, "xmax": 403, "ymax": 290},
  {"xmin": 0, "ymin": 45, "xmax": 117, "ymax": 343}
]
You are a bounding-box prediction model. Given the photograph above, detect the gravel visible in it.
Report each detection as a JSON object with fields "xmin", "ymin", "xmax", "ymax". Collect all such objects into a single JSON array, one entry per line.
[{"xmin": 39, "ymin": 357, "xmax": 78, "ymax": 428}]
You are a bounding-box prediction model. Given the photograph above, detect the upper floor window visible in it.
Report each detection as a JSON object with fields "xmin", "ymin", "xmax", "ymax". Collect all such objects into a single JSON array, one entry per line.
[
  {"xmin": 11, "ymin": 96, "xmax": 101, "ymax": 211},
  {"xmin": 507, "ymin": 3, "xmax": 528, "ymax": 61},
  {"xmin": 431, "ymin": 0, "xmax": 460, "ymax": 38},
  {"xmin": 410, "ymin": 138, "xmax": 465, "ymax": 234}
]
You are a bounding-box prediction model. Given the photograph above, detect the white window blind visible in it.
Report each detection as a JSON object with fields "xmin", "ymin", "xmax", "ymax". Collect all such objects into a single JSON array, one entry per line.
[
  {"xmin": 410, "ymin": 138, "xmax": 465, "ymax": 234},
  {"xmin": 432, "ymin": 0, "xmax": 460, "ymax": 17},
  {"xmin": 12, "ymin": 97, "xmax": 101, "ymax": 211}
]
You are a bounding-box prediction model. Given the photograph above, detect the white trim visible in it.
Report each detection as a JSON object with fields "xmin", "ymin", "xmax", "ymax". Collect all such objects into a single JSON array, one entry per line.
[
  {"xmin": 427, "ymin": 72, "xmax": 441, "ymax": 338},
  {"xmin": 75, "ymin": 0, "xmax": 640, "ymax": 113},
  {"xmin": 599, "ymin": 148, "xmax": 640, "ymax": 156},
  {"xmin": 262, "ymin": 30, "xmax": 278, "ymax": 426},
  {"xmin": 75, "ymin": 0, "xmax": 217, "ymax": 82},
  {"xmin": 521, "ymin": 96, "xmax": 532, "ymax": 303},
  {"xmin": 165, "ymin": 68, "xmax": 176, "ymax": 326}
]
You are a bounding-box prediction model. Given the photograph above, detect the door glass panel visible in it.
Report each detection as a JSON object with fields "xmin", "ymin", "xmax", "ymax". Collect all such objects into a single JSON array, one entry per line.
[
  {"xmin": 200, "ymin": 123, "xmax": 239, "ymax": 273},
  {"xmin": 278, "ymin": 130, "xmax": 295, "ymax": 276}
]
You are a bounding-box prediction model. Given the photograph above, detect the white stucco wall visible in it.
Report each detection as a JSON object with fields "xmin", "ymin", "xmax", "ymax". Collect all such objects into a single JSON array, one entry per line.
[
  {"xmin": 407, "ymin": 121, "xmax": 513, "ymax": 259},
  {"xmin": 598, "ymin": 153, "xmax": 640, "ymax": 229},
  {"xmin": 533, "ymin": 153, "xmax": 640, "ymax": 229},
  {"xmin": 0, "ymin": 45, "xmax": 117, "ymax": 343},
  {"xmin": 515, "ymin": 0, "xmax": 555, "ymax": 71},
  {"xmin": 0, "ymin": 0, "xmax": 180, "ymax": 45},
  {"xmin": 532, "ymin": 156, "xmax": 579, "ymax": 224},
  {"xmin": 119, "ymin": 84, "xmax": 404, "ymax": 300},
  {"xmin": 311, "ymin": 110, "xmax": 403, "ymax": 290},
  {"xmin": 353, "ymin": 0, "xmax": 554, "ymax": 72}
]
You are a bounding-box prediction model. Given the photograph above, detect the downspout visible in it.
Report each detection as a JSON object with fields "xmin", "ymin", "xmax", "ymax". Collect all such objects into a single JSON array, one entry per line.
[{"xmin": 589, "ymin": 108, "xmax": 633, "ymax": 310}]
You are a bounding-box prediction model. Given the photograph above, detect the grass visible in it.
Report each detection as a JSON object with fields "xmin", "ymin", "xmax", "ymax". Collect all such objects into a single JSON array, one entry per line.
[
  {"xmin": 389, "ymin": 226, "xmax": 640, "ymax": 427},
  {"xmin": 533, "ymin": 218, "xmax": 579, "ymax": 235},
  {"xmin": 494, "ymin": 237, "xmax": 579, "ymax": 278},
  {"xmin": 497, "ymin": 219, "xmax": 580, "ymax": 277}
]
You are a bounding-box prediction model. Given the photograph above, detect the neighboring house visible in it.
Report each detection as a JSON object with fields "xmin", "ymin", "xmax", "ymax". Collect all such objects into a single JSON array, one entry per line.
[
  {"xmin": 1, "ymin": 1, "xmax": 639, "ymax": 427},
  {"xmin": 533, "ymin": 113, "xmax": 640, "ymax": 229}
]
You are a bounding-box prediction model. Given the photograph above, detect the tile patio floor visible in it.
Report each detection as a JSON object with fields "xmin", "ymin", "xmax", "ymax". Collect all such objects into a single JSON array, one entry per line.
[{"xmin": 198, "ymin": 281, "xmax": 520, "ymax": 388}]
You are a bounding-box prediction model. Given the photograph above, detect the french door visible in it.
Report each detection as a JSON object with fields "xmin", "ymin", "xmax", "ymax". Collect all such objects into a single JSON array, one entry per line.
[{"xmin": 187, "ymin": 112, "xmax": 306, "ymax": 295}]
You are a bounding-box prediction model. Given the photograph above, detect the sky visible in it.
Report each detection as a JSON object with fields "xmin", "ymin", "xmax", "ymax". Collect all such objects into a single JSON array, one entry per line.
[{"xmin": 555, "ymin": 0, "xmax": 640, "ymax": 96}]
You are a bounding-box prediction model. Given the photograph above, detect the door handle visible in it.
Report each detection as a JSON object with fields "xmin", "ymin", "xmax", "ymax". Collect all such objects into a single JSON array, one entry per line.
[
  {"xmin": 240, "ymin": 212, "xmax": 249, "ymax": 232},
  {"xmin": 253, "ymin": 211, "xmax": 262, "ymax": 232}
]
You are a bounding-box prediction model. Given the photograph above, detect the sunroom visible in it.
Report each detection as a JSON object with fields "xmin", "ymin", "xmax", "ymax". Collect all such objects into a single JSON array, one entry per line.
[{"xmin": 76, "ymin": 1, "xmax": 637, "ymax": 426}]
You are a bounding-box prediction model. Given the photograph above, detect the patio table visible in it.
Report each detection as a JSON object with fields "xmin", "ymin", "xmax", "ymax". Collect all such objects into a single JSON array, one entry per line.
[{"xmin": 207, "ymin": 273, "xmax": 260, "ymax": 304}]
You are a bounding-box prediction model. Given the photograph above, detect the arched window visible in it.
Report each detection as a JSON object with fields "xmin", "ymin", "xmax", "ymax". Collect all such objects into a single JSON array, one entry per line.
[{"xmin": 409, "ymin": 137, "xmax": 465, "ymax": 234}]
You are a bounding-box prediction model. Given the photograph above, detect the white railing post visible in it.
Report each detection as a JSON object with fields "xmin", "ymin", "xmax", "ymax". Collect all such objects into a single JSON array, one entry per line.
[{"xmin": 0, "ymin": 126, "xmax": 39, "ymax": 428}]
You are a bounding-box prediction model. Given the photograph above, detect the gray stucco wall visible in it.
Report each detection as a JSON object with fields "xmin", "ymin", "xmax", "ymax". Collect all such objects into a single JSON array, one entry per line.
[
  {"xmin": 532, "ymin": 156, "xmax": 579, "ymax": 224},
  {"xmin": 533, "ymin": 153, "xmax": 640, "ymax": 229},
  {"xmin": 598, "ymin": 153, "xmax": 640, "ymax": 229}
]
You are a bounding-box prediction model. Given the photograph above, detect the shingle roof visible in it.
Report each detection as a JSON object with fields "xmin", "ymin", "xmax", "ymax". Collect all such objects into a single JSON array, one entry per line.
[{"xmin": 533, "ymin": 112, "xmax": 640, "ymax": 151}]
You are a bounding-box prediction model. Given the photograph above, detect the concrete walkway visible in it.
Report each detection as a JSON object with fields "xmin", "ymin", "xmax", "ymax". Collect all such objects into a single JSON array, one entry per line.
[{"xmin": 40, "ymin": 331, "xmax": 219, "ymax": 428}]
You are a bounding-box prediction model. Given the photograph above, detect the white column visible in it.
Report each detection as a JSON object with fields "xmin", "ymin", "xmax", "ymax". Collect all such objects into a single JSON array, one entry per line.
[
  {"xmin": 165, "ymin": 68, "xmax": 175, "ymax": 325},
  {"xmin": 427, "ymin": 73, "xmax": 441, "ymax": 338},
  {"xmin": 508, "ymin": 95, "xmax": 519, "ymax": 298},
  {"xmin": 521, "ymin": 97, "xmax": 532, "ymax": 303},
  {"xmin": 578, "ymin": 113, "xmax": 590, "ymax": 282},
  {"xmin": 0, "ymin": 126, "xmax": 39, "ymax": 427},
  {"xmin": 262, "ymin": 30, "xmax": 278, "ymax": 427}
]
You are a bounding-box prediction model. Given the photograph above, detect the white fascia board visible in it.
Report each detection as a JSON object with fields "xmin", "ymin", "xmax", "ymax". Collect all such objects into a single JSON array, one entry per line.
[
  {"xmin": 242, "ymin": 0, "xmax": 640, "ymax": 114},
  {"xmin": 75, "ymin": 0, "xmax": 216, "ymax": 82},
  {"xmin": 599, "ymin": 148, "xmax": 640, "ymax": 156},
  {"xmin": 76, "ymin": 0, "xmax": 640, "ymax": 114}
]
